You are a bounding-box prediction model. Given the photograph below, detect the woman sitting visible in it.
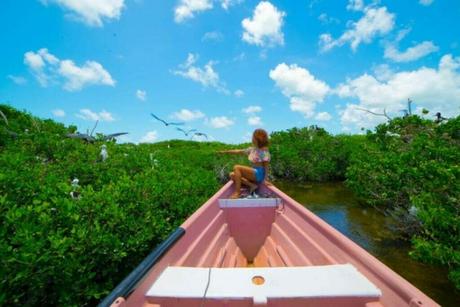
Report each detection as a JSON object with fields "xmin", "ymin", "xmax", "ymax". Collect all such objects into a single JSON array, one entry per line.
[{"xmin": 218, "ymin": 129, "xmax": 272, "ymax": 199}]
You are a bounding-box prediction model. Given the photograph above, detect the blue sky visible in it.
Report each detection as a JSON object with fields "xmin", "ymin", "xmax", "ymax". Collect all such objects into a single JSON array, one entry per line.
[{"xmin": 1, "ymin": 0, "xmax": 459, "ymax": 143}]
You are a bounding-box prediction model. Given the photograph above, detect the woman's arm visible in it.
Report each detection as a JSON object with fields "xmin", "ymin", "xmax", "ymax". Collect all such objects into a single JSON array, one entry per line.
[{"xmin": 217, "ymin": 149, "xmax": 246, "ymax": 155}]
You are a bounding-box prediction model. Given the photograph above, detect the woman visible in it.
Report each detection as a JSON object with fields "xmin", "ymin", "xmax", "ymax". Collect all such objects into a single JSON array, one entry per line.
[{"xmin": 218, "ymin": 129, "xmax": 272, "ymax": 199}]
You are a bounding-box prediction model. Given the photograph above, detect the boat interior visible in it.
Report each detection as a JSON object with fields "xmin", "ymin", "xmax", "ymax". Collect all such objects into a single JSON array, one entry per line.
[{"xmin": 111, "ymin": 182, "xmax": 438, "ymax": 307}]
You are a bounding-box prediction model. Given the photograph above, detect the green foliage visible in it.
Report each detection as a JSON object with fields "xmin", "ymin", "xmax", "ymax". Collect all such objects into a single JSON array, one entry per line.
[
  {"xmin": 0, "ymin": 104, "xmax": 233, "ymax": 306},
  {"xmin": 345, "ymin": 114, "xmax": 460, "ymax": 289},
  {"xmin": 270, "ymin": 126, "xmax": 365, "ymax": 181}
]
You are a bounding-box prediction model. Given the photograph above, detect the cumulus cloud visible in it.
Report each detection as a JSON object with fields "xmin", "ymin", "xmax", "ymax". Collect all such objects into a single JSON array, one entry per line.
[
  {"xmin": 318, "ymin": 13, "xmax": 340, "ymax": 25},
  {"xmin": 346, "ymin": 0, "xmax": 364, "ymax": 11},
  {"xmin": 419, "ymin": 0, "xmax": 434, "ymax": 6},
  {"xmin": 384, "ymin": 29, "xmax": 439, "ymax": 62},
  {"xmin": 8, "ymin": 75, "xmax": 27, "ymax": 85},
  {"xmin": 338, "ymin": 54, "xmax": 460, "ymax": 130},
  {"xmin": 221, "ymin": 0, "xmax": 243, "ymax": 10},
  {"xmin": 315, "ymin": 112, "xmax": 332, "ymax": 121},
  {"xmin": 319, "ymin": 6, "xmax": 395, "ymax": 52},
  {"xmin": 172, "ymin": 109, "xmax": 205, "ymax": 121},
  {"xmin": 234, "ymin": 89, "xmax": 245, "ymax": 97},
  {"xmin": 242, "ymin": 105, "xmax": 262, "ymax": 114},
  {"xmin": 52, "ymin": 109, "xmax": 66, "ymax": 117},
  {"xmin": 76, "ymin": 109, "xmax": 115, "ymax": 121},
  {"xmin": 24, "ymin": 48, "xmax": 115, "ymax": 91},
  {"xmin": 140, "ymin": 131, "xmax": 158, "ymax": 143},
  {"xmin": 136, "ymin": 89, "xmax": 147, "ymax": 101},
  {"xmin": 174, "ymin": 0, "xmax": 212, "ymax": 23},
  {"xmin": 174, "ymin": 0, "xmax": 242, "ymax": 23},
  {"xmin": 202, "ymin": 31, "xmax": 224, "ymax": 42},
  {"xmin": 269, "ymin": 63, "xmax": 330, "ymax": 118},
  {"xmin": 41, "ymin": 0, "xmax": 125, "ymax": 27},
  {"xmin": 208, "ymin": 116, "xmax": 234, "ymax": 128},
  {"xmin": 248, "ymin": 116, "xmax": 262, "ymax": 126},
  {"xmin": 242, "ymin": 1, "xmax": 286, "ymax": 47},
  {"xmin": 59, "ymin": 60, "xmax": 115, "ymax": 91},
  {"xmin": 173, "ymin": 53, "xmax": 228, "ymax": 93}
]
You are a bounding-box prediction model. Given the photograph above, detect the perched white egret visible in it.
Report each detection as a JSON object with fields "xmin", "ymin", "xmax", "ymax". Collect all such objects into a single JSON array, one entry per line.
[
  {"xmin": 100, "ymin": 144, "xmax": 108, "ymax": 162},
  {"xmin": 70, "ymin": 178, "xmax": 80, "ymax": 199}
]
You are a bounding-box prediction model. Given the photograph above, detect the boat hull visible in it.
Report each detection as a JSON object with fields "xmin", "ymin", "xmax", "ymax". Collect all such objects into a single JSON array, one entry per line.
[{"xmin": 100, "ymin": 181, "xmax": 439, "ymax": 307}]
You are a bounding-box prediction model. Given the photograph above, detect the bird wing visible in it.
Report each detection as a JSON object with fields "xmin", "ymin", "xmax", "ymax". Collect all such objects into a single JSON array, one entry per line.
[
  {"xmin": 168, "ymin": 121, "xmax": 185, "ymax": 126},
  {"xmin": 151, "ymin": 113, "xmax": 168, "ymax": 125},
  {"xmin": 176, "ymin": 127, "xmax": 186, "ymax": 133},
  {"xmin": 102, "ymin": 132, "xmax": 128, "ymax": 141}
]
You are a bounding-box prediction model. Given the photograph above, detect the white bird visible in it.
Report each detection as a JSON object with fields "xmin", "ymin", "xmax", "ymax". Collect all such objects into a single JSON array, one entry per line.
[
  {"xmin": 100, "ymin": 144, "xmax": 108, "ymax": 162},
  {"xmin": 71, "ymin": 178, "xmax": 79, "ymax": 188}
]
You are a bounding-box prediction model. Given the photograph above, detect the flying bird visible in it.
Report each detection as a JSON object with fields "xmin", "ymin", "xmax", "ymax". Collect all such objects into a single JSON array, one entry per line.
[
  {"xmin": 151, "ymin": 113, "xmax": 184, "ymax": 126},
  {"xmin": 66, "ymin": 132, "xmax": 96, "ymax": 143},
  {"xmin": 192, "ymin": 132, "xmax": 208, "ymax": 140},
  {"xmin": 102, "ymin": 132, "xmax": 128, "ymax": 141},
  {"xmin": 176, "ymin": 127, "xmax": 197, "ymax": 136}
]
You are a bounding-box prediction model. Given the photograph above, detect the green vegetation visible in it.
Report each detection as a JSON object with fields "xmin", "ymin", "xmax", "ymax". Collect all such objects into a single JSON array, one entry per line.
[
  {"xmin": 345, "ymin": 114, "xmax": 460, "ymax": 289},
  {"xmin": 0, "ymin": 105, "xmax": 245, "ymax": 306},
  {"xmin": 1, "ymin": 104, "xmax": 459, "ymax": 305}
]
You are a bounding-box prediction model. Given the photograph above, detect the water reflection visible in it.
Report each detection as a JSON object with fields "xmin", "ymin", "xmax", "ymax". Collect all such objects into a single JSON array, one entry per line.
[{"xmin": 275, "ymin": 180, "xmax": 459, "ymax": 307}]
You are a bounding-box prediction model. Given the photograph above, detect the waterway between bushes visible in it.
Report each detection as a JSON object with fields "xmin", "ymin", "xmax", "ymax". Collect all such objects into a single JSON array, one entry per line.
[{"xmin": 274, "ymin": 180, "xmax": 459, "ymax": 307}]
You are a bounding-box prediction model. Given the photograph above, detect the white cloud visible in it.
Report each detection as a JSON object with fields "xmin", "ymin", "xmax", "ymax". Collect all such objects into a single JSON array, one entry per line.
[
  {"xmin": 248, "ymin": 116, "xmax": 262, "ymax": 126},
  {"xmin": 339, "ymin": 54, "xmax": 460, "ymax": 130},
  {"xmin": 136, "ymin": 89, "xmax": 147, "ymax": 101},
  {"xmin": 234, "ymin": 89, "xmax": 245, "ymax": 97},
  {"xmin": 384, "ymin": 41, "xmax": 439, "ymax": 62},
  {"xmin": 242, "ymin": 1, "xmax": 286, "ymax": 47},
  {"xmin": 373, "ymin": 64, "xmax": 394, "ymax": 81},
  {"xmin": 242, "ymin": 105, "xmax": 262, "ymax": 114},
  {"xmin": 140, "ymin": 131, "xmax": 158, "ymax": 143},
  {"xmin": 202, "ymin": 31, "xmax": 224, "ymax": 42},
  {"xmin": 174, "ymin": 0, "xmax": 213, "ymax": 23},
  {"xmin": 318, "ymin": 13, "xmax": 340, "ymax": 25},
  {"xmin": 269, "ymin": 63, "xmax": 330, "ymax": 118},
  {"xmin": 41, "ymin": 0, "xmax": 125, "ymax": 27},
  {"xmin": 419, "ymin": 0, "xmax": 434, "ymax": 6},
  {"xmin": 383, "ymin": 29, "xmax": 439, "ymax": 63},
  {"xmin": 76, "ymin": 109, "xmax": 115, "ymax": 121},
  {"xmin": 173, "ymin": 53, "xmax": 228, "ymax": 93},
  {"xmin": 52, "ymin": 109, "xmax": 66, "ymax": 117},
  {"xmin": 221, "ymin": 0, "xmax": 243, "ymax": 10},
  {"xmin": 172, "ymin": 109, "xmax": 205, "ymax": 121},
  {"xmin": 24, "ymin": 48, "xmax": 115, "ymax": 91},
  {"xmin": 174, "ymin": 0, "xmax": 243, "ymax": 22},
  {"xmin": 346, "ymin": 0, "xmax": 364, "ymax": 11},
  {"xmin": 209, "ymin": 116, "xmax": 234, "ymax": 128},
  {"xmin": 59, "ymin": 60, "xmax": 115, "ymax": 91},
  {"xmin": 319, "ymin": 6, "xmax": 395, "ymax": 52},
  {"xmin": 315, "ymin": 112, "xmax": 332, "ymax": 121},
  {"xmin": 8, "ymin": 75, "xmax": 27, "ymax": 85}
]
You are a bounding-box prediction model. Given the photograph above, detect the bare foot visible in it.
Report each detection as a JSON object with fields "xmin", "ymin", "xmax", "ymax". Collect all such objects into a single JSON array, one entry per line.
[
  {"xmin": 230, "ymin": 192, "xmax": 240, "ymax": 199},
  {"xmin": 248, "ymin": 183, "xmax": 258, "ymax": 194}
]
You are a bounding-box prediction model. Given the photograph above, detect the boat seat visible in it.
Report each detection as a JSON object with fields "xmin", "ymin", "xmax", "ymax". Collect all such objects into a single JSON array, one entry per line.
[
  {"xmin": 146, "ymin": 264, "xmax": 381, "ymax": 306},
  {"xmin": 218, "ymin": 197, "xmax": 282, "ymax": 208}
]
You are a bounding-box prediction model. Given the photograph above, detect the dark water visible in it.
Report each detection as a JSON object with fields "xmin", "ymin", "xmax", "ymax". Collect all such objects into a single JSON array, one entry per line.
[{"xmin": 275, "ymin": 180, "xmax": 460, "ymax": 307}]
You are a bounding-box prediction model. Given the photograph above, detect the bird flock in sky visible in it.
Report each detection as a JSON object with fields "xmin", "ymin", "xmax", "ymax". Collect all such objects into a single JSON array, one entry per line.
[{"xmin": 150, "ymin": 113, "xmax": 208, "ymax": 140}]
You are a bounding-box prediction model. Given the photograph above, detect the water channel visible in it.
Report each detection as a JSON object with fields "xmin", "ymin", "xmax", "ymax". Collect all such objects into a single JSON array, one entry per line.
[{"xmin": 275, "ymin": 180, "xmax": 459, "ymax": 307}]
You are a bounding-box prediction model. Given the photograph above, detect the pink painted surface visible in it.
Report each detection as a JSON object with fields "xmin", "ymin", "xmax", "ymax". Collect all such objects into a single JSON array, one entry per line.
[{"xmin": 110, "ymin": 181, "xmax": 439, "ymax": 307}]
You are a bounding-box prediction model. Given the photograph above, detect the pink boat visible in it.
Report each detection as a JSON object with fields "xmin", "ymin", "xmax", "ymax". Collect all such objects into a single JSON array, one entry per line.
[{"xmin": 100, "ymin": 181, "xmax": 439, "ymax": 307}]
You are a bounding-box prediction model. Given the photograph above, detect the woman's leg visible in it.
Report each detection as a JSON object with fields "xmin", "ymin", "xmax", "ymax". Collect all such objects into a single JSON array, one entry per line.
[{"xmin": 230, "ymin": 165, "xmax": 258, "ymax": 198}]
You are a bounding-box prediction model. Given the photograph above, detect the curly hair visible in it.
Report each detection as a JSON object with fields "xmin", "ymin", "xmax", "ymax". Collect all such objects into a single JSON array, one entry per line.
[{"xmin": 252, "ymin": 129, "xmax": 269, "ymax": 148}]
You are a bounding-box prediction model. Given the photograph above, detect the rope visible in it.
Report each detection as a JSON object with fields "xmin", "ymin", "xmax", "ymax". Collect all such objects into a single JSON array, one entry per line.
[{"xmin": 200, "ymin": 267, "xmax": 212, "ymax": 307}]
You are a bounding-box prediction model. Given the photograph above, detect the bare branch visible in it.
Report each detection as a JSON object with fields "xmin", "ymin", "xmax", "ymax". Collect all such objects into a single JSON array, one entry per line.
[{"xmin": 355, "ymin": 107, "xmax": 392, "ymax": 121}]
